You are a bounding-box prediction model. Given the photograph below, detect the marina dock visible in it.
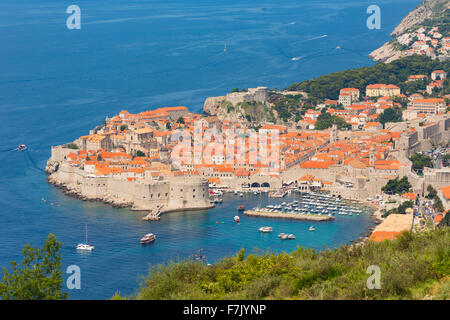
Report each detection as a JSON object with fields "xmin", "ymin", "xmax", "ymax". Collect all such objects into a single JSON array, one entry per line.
[{"xmin": 244, "ymin": 210, "xmax": 335, "ymax": 221}]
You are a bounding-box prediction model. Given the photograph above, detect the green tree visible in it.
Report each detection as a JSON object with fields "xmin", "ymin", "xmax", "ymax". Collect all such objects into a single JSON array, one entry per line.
[
  {"xmin": 120, "ymin": 125, "xmax": 128, "ymax": 132},
  {"xmin": 426, "ymin": 185, "xmax": 438, "ymax": 199},
  {"xmin": 176, "ymin": 117, "xmax": 185, "ymax": 124},
  {"xmin": 67, "ymin": 143, "xmax": 78, "ymax": 149},
  {"xmin": 314, "ymin": 112, "xmax": 350, "ymax": 130},
  {"xmin": 409, "ymin": 154, "xmax": 433, "ymax": 173},
  {"xmin": 378, "ymin": 107, "xmax": 402, "ymax": 128},
  {"xmin": 0, "ymin": 234, "xmax": 68, "ymax": 300},
  {"xmin": 381, "ymin": 176, "xmax": 412, "ymax": 195},
  {"xmin": 136, "ymin": 150, "xmax": 145, "ymax": 157}
]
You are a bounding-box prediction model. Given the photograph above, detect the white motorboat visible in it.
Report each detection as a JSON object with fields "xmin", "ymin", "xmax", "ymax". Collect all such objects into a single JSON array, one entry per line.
[
  {"xmin": 309, "ymin": 226, "xmax": 316, "ymax": 232},
  {"xmin": 258, "ymin": 226, "xmax": 273, "ymax": 233}
]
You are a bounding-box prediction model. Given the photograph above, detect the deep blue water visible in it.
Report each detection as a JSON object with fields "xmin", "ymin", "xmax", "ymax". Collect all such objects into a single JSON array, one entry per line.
[{"xmin": 0, "ymin": 0, "xmax": 420, "ymax": 299}]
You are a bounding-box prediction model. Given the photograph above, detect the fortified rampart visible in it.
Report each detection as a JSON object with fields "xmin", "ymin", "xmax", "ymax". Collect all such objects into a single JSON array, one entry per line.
[{"xmin": 47, "ymin": 162, "xmax": 213, "ymax": 213}]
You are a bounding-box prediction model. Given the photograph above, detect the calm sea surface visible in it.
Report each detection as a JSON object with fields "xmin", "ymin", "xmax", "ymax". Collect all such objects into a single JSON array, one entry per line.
[{"xmin": 0, "ymin": 0, "xmax": 419, "ymax": 299}]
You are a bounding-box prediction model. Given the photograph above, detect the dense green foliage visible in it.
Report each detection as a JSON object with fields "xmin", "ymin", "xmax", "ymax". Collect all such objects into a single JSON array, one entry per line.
[
  {"xmin": 0, "ymin": 234, "xmax": 68, "ymax": 300},
  {"xmin": 427, "ymin": 185, "xmax": 445, "ymax": 213},
  {"xmin": 410, "ymin": 154, "xmax": 433, "ymax": 173},
  {"xmin": 287, "ymin": 55, "xmax": 450, "ymax": 99},
  {"xmin": 314, "ymin": 112, "xmax": 350, "ymax": 130},
  {"xmin": 378, "ymin": 107, "xmax": 403, "ymax": 128},
  {"xmin": 176, "ymin": 117, "xmax": 185, "ymax": 124},
  {"xmin": 134, "ymin": 228, "xmax": 450, "ymax": 300},
  {"xmin": 381, "ymin": 176, "xmax": 412, "ymax": 195},
  {"xmin": 67, "ymin": 143, "xmax": 78, "ymax": 149},
  {"xmin": 382, "ymin": 200, "xmax": 414, "ymax": 218},
  {"xmin": 120, "ymin": 125, "xmax": 128, "ymax": 131}
]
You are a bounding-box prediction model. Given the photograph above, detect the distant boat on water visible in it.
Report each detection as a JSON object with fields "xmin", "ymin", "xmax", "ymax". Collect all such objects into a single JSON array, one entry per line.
[
  {"xmin": 77, "ymin": 224, "xmax": 94, "ymax": 251},
  {"xmin": 16, "ymin": 144, "xmax": 27, "ymax": 151},
  {"xmin": 259, "ymin": 226, "xmax": 273, "ymax": 233},
  {"xmin": 140, "ymin": 233, "xmax": 156, "ymax": 245}
]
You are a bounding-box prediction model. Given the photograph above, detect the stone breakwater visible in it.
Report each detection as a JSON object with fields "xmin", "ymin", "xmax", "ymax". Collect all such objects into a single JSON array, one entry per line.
[{"xmin": 244, "ymin": 210, "xmax": 335, "ymax": 221}]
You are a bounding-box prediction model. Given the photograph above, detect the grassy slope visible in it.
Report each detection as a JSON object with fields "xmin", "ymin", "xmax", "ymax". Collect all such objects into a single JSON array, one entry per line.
[{"xmin": 133, "ymin": 227, "xmax": 449, "ymax": 300}]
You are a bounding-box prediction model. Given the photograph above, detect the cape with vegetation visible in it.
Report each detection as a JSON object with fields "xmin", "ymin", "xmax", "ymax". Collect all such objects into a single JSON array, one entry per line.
[
  {"xmin": 286, "ymin": 55, "xmax": 450, "ymax": 100},
  {"xmin": 369, "ymin": 0, "xmax": 450, "ymax": 63},
  {"xmin": 129, "ymin": 227, "xmax": 450, "ymax": 300},
  {"xmin": 211, "ymin": 55, "xmax": 449, "ymax": 126}
]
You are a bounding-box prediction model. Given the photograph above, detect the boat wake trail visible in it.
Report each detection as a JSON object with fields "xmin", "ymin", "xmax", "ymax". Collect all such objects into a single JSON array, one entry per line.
[{"xmin": 24, "ymin": 149, "xmax": 45, "ymax": 173}]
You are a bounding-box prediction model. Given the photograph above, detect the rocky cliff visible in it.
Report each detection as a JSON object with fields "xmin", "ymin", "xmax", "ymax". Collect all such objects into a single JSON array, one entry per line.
[
  {"xmin": 369, "ymin": 0, "xmax": 449, "ymax": 63},
  {"xmin": 369, "ymin": 42, "xmax": 405, "ymax": 63},
  {"xmin": 390, "ymin": 0, "xmax": 438, "ymax": 37}
]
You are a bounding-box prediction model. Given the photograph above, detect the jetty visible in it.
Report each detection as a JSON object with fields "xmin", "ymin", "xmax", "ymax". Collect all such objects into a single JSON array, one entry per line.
[
  {"xmin": 244, "ymin": 210, "xmax": 335, "ymax": 221},
  {"xmin": 142, "ymin": 207, "xmax": 162, "ymax": 221},
  {"xmin": 269, "ymin": 190, "xmax": 287, "ymax": 198}
]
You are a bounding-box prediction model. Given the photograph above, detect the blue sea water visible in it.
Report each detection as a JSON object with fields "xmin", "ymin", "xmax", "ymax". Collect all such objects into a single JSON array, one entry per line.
[{"xmin": 0, "ymin": 0, "xmax": 420, "ymax": 299}]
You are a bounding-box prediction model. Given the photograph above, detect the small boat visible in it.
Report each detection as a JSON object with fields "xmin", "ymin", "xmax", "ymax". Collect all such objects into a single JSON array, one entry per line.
[
  {"xmin": 278, "ymin": 233, "xmax": 286, "ymax": 238},
  {"xmin": 258, "ymin": 226, "xmax": 273, "ymax": 233},
  {"xmin": 234, "ymin": 191, "xmax": 238, "ymax": 195},
  {"xmin": 76, "ymin": 243, "xmax": 94, "ymax": 251},
  {"xmin": 17, "ymin": 144, "xmax": 27, "ymax": 151},
  {"xmin": 237, "ymin": 205, "xmax": 245, "ymax": 211},
  {"xmin": 234, "ymin": 216, "xmax": 240, "ymax": 223},
  {"xmin": 287, "ymin": 234, "xmax": 296, "ymax": 239},
  {"xmin": 239, "ymin": 193, "xmax": 243, "ymax": 197},
  {"xmin": 140, "ymin": 233, "xmax": 156, "ymax": 245},
  {"xmin": 77, "ymin": 224, "xmax": 94, "ymax": 251},
  {"xmin": 309, "ymin": 226, "xmax": 316, "ymax": 232}
]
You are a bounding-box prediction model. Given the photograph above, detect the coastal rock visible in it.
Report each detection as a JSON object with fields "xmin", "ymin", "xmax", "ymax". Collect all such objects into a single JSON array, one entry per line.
[
  {"xmin": 369, "ymin": 42, "xmax": 404, "ymax": 63},
  {"xmin": 45, "ymin": 160, "xmax": 60, "ymax": 174},
  {"xmin": 203, "ymin": 96, "xmax": 225, "ymax": 115}
]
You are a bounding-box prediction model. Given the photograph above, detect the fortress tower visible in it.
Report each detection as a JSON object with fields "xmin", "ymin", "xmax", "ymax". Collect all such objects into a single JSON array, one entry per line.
[{"xmin": 330, "ymin": 122, "xmax": 338, "ymax": 143}]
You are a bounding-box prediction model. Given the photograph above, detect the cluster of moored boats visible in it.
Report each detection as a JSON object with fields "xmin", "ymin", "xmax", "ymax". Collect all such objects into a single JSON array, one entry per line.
[{"xmin": 253, "ymin": 192, "xmax": 362, "ymax": 217}]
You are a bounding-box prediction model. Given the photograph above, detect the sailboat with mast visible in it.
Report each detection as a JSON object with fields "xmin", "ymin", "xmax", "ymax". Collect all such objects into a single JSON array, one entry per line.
[{"xmin": 76, "ymin": 224, "xmax": 94, "ymax": 251}]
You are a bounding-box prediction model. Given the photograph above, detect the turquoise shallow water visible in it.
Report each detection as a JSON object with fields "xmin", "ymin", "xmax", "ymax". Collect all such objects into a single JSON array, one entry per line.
[{"xmin": 0, "ymin": 0, "xmax": 420, "ymax": 299}]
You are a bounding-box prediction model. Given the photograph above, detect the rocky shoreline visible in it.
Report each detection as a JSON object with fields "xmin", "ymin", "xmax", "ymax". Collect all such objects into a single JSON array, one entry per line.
[{"xmin": 47, "ymin": 175, "xmax": 133, "ymax": 208}]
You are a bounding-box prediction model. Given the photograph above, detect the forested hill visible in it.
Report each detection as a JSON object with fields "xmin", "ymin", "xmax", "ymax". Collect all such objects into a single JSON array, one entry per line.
[{"xmin": 286, "ymin": 55, "xmax": 450, "ymax": 100}]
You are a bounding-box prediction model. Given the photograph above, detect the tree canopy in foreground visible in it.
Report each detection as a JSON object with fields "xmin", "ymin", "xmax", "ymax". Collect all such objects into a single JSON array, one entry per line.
[{"xmin": 0, "ymin": 234, "xmax": 68, "ymax": 300}]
